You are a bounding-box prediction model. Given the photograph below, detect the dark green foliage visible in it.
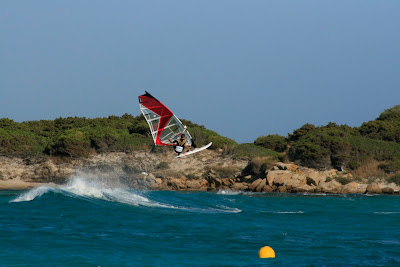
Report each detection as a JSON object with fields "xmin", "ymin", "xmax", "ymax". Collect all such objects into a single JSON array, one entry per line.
[
  {"xmin": 288, "ymin": 124, "xmax": 353, "ymax": 169},
  {"xmin": 348, "ymin": 136, "xmax": 400, "ymax": 161},
  {"xmin": 358, "ymin": 106, "xmax": 400, "ymax": 143},
  {"xmin": 358, "ymin": 120, "xmax": 400, "ymax": 142},
  {"xmin": 128, "ymin": 121, "xmax": 150, "ymax": 136},
  {"xmin": 46, "ymin": 129, "xmax": 91, "ymax": 157},
  {"xmin": 335, "ymin": 176, "xmax": 352, "ymax": 185},
  {"xmin": 0, "ymin": 127, "xmax": 48, "ymax": 157},
  {"xmin": 378, "ymin": 105, "xmax": 400, "ymax": 122},
  {"xmin": 0, "ymin": 114, "xmax": 152, "ymax": 158},
  {"xmin": 288, "ymin": 123, "xmax": 316, "ymax": 142},
  {"xmin": 0, "ymin": 114, "xmax": 235, "ymax": 159},
  {"xmin": 379, "ymin": 159, "xmax": 400, "ymax": 173},
  {"xmin": 347, "ymin": 161, "xmax": 361, "ymax": 170},
  {"xmin": 254, "ymin": 134, "xmax": 287, "ymax": 152},
  {"xmin": 288, "ymin": 114, "xmax": 400, "ymax": 171},
  {"xmin": 387, "ymin": 174, "xmax": 400, "ymax": 185}
]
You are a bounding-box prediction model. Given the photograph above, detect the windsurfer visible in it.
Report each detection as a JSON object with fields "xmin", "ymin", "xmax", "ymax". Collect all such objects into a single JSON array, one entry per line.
[{"xmin": 168, "ymin": 134, "xmax": 191, "ymax": 155}]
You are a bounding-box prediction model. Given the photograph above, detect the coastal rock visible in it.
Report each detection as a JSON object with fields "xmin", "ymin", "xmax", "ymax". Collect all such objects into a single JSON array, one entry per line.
[
  {"xmin": 186, "ymin": 180, "xmax": 201, "ymax": 190},
  {"xmin": 316, "ymin": 180, "xmax": 342, "ymax": 194},
  {"xmin": 295, "ymin": 184, "xmax": 316, "ymax": 193},
  {"xmin": 366, "ymin": 183, "xmax": 382, "ymax": 194},
  {"xmin": 306, "ymin": 171, "xmax": 326, "ymax": 186},
  {"xmin": 276, "ymin": 163, "xmax": 298, "ymax": 171},
  {"xmin": 168, "ymin": 178, "xmax": 186, "ymax": 190},
  {"xmin": 261, "ymin": 185, "xmax": 273, "ymax": 192},
  {"xmin": 283, "ymin": 174, "xmax": 307, "ymax": 188},
  {"xmin": 255, "ymin": 179, "xmax": 267, "ymax": 192},
  {"xmin": 249, "ymin": 179, "xmax": 263, "ymax": 191},
  {"xmin": 278, "ymin": 185, "xmax": 287, "ymax": 193},
  {"xmin": 382, "ymin": 187, "xmax": 394, "ymax": 195},
  {"xmin": 341, "ymin": 182, "xmax": 367, "ymax": 194},
  {"xmin": 267, "ymin": 170, "xmax": 291, "ymax": 186},
  {"xmin": 323, "ymin": 169, "xmax": 338, "ymax": 177},
  {"xmin": 231, "ymin": 182, "xmax": 248, "ymax": 191}
]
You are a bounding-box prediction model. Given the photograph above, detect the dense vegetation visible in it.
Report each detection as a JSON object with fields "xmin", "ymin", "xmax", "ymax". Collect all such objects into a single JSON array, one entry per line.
[
  {"xmin": 0, "ymin": 114, "xmax": 240, "ymax": 158},
  {"xmin": 1, "ymin": 105, "xmax": 399, "ymax": 179},
  {"xmin": 253, "ymin": 105, "xmax": 400, "ymax": 176}
]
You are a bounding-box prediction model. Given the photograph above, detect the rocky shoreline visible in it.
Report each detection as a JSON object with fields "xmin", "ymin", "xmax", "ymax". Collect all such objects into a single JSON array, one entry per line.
[{"xmin": 0, "ymin": 150, "xmax": 399, "ymax": 195}]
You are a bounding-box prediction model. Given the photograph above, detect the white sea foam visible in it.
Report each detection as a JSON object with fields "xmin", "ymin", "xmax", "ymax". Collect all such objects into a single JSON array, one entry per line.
[
  {"xmin": 374, "ymin": 212, "xmax": 400, "ymax": 215},
  {"xmin": 261, "ymin": 210, "xmax": 304, "ymax": 214},
  {"xmin": 217, "ymin": 189, "xmax": 241, "ymax": 195},
  {"xmin": 274, "ymin": 211, "xmax": 304, "ymax": 214},
  {"xmin": 10, "ymin": 177, "xmax": 240, "ymax": 213},
  {"xmin": 10, "ymin": 177, "xmax": 163, "ymax": 208},
  {"xmin": 215, "ymin": 205, "xmax": 242, "ymax": 213},
  {"xmin": 301, "ymin": 192, "xmax": 327, "ymax": 196},
  {"xmin": 10, "ymin": 186, "xmax": 53, "ymax": 202}
]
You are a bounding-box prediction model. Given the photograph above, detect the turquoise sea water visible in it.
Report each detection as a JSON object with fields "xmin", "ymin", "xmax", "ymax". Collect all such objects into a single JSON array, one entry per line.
[{"xmin": 1, "ymin": 177, "xmax": 400, "ymax": 266}]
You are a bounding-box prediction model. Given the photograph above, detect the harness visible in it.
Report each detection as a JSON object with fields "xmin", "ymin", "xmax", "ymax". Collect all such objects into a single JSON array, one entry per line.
[{"xmin": 174, "ymin": 138, "xmax": 186, "ymax": 153}]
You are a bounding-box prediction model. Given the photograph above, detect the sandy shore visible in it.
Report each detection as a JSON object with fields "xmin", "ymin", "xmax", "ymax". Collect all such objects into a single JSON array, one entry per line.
[{"xmin": 0, "ymin": 178, "xmax": 55, "ymax": 190}]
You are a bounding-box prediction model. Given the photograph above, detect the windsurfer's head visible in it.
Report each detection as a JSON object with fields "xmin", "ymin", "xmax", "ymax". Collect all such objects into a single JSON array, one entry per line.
[{"xmin": 181, "ymin": 134, "xmax": 186, "ymax": 139}]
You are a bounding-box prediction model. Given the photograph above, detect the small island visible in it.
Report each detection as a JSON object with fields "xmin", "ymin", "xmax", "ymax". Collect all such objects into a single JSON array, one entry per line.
[{"xmin": 1, "ymin": 106, "xmax": 400, "ymax": 194}]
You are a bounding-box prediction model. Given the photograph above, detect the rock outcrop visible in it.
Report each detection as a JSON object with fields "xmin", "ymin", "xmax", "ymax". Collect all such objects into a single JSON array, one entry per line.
[{"xmin": 0, "ymin": 151, "xmax": 399, "ymax": 194}]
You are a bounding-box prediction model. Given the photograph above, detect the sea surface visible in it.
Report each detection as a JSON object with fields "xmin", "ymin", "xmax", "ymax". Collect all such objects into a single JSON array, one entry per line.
[{"xmin": 1, "ymin": 177, "xmax": 400, "ymax": 266}]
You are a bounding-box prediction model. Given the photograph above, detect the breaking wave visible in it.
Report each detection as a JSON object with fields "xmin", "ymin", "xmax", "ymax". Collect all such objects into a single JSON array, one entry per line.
[
  {"xmin": 10, "ymin": 177, "xmax": 241, "ymax": 213},
  {"xmin": 217, "ymin": 189, "xmax": 241, "ymax": 195}
]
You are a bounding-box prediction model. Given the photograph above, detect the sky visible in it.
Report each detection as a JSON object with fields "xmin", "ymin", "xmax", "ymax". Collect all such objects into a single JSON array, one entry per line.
[{"xmin": 1, "ymin": 1, "xmax": 400, "ymax": 143}]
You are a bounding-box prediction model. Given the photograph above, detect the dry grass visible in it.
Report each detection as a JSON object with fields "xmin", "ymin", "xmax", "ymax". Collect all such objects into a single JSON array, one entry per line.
[
  {"xmin": 350, "ymin": 159, "xmax": 386, "ymax": 178},
  {"xmin": 251, "ymin": 156, "xmax": 278, "ymax": 171},
  {"xmin": 205, "ymin": 165, "xmax": 240, "ymax": 179}
]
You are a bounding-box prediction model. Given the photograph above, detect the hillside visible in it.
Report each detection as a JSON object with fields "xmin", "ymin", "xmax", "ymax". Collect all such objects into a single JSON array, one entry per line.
[
  {"xmin": 1, "ymin": 106, "xmax": 400, "ymax": 191},
  {"xmin": 254, "ymin": 105, "xmax": 400, "ymax": 181}
]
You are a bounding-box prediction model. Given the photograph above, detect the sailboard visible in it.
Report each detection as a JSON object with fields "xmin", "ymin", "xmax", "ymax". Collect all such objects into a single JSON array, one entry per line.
[
  {"xmin": 175, "ymin": 142, "xmax": 212, "ymax": 158},
  {"xmin": 138, "ymin": 91, "xmax": 210, "ymax": 157}
]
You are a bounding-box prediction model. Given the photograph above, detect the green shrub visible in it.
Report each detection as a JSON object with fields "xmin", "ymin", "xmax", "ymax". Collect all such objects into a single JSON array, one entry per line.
[
  {"xmin": 288, "ymin": 138, "xmax": 331, "ymax": 169},
  {"xmin": 358, "ymin": 120, "xmax": 399, "ymax": 142},
  {"xmin": 254, "ymin": 134, "xmax": 287, "ymax": 152},
  {"xmin": 347, "ymin": 161, "xmax": 361, "ymax": 170},
  {"xmin": 335, "ymin": 176, "xmax": 352, "ymax": 185},
  {"xmin": 378, "ymin": 105, "xmax": 400, "ymax": 122},
  {"xmin": 378, "ymin": 160, "xmax": 400, "ymax": 173},
  {"xmin": 47, "ymin": 129, "xmax": 91, "ymax": 157},
  {"xmin": 288, "ymin": 123, "xmax": 316, "ymax": 142},
  {"xmin": 387, "ymin": 174, "xmax": 400, "ymax": 185},
  {"xmin": 128, "ymin": 121, "xmax": 150, "ymax": 136},
  {"xmin": 0, "ymin": 128, "xmax": 47, "ymax": 157},
  {"xmin": 348, "ymin": 136, "xmax": 400, "ymax": 160}
]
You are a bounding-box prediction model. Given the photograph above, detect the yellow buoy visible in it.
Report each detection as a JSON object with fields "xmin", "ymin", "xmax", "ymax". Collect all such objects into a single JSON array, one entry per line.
[{"xmin": 258, "ymin": 246, "xmax": 275, "ymax": 258}]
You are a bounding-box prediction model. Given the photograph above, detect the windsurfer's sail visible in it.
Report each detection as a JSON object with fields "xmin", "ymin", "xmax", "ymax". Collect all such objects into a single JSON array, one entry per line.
[{"xmin": 138, "ymin": 91, "xmax": 194, "ymax": 147}]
